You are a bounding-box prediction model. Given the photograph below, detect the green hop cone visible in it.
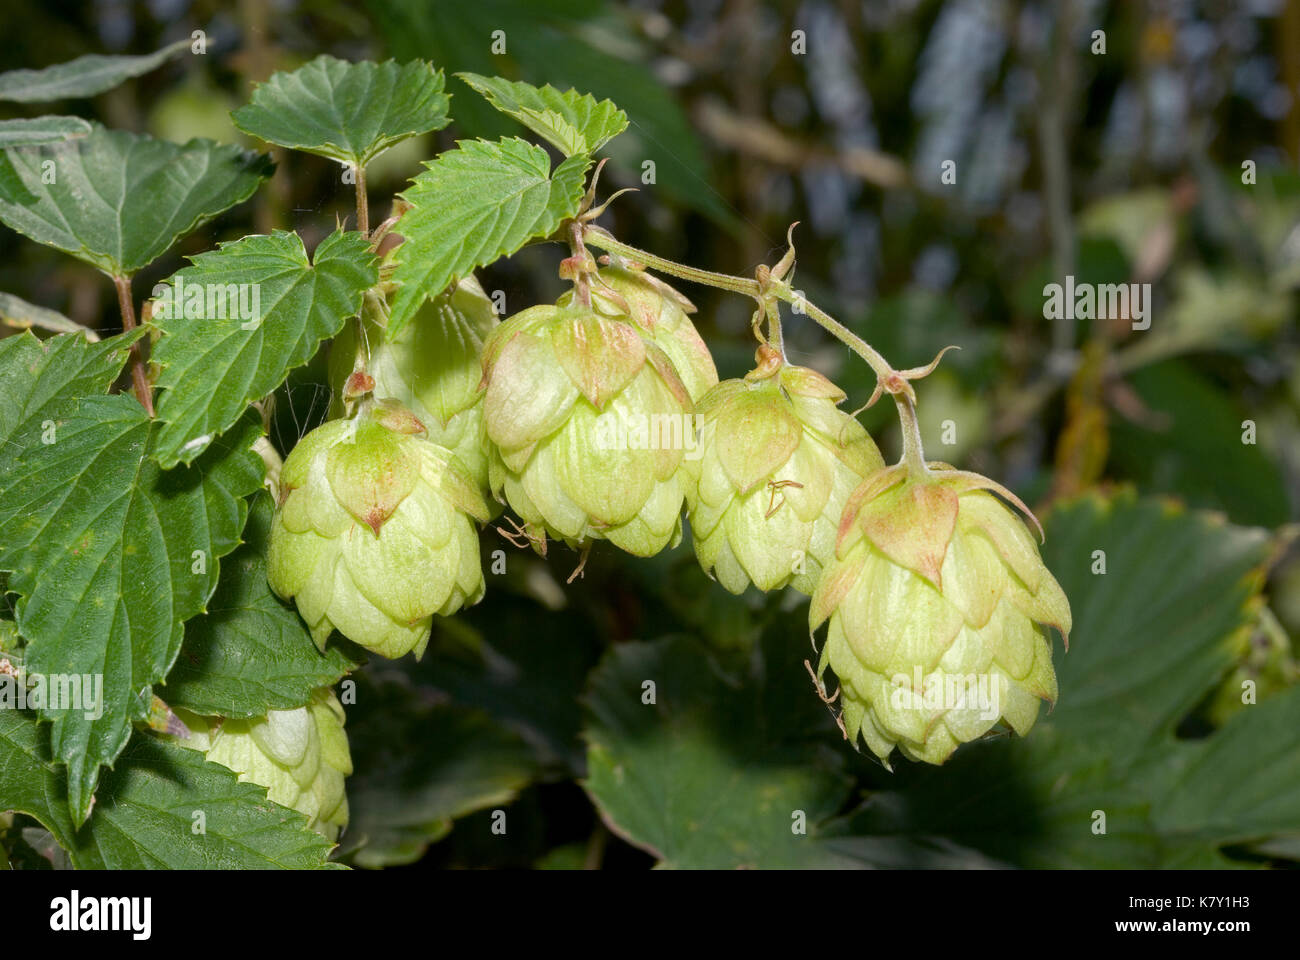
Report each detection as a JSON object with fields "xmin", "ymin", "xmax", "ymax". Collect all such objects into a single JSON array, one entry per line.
[
  {"xmin": 684, "ymin": 345, "xmax": 884, "ymax": 594},
  {"xmin": 173, "ymin": 688, "xmax": 352, "ymax": 842},
  {"xmin": 810, "ymin": 464, "xmax": 1071, "ymax": 765},
  {"xmin": 268, "ymin": 402, "xmax": 490, "ymax": 659},
  {"xmin": 330, "ymin": 275, "xmax": 499, "ymax": 493},
  {"xmin": 481, "ymin": 292, "xmax": 715, "ymax": 557},
  {"xmin": 563, "ymin": 261, "xmax": 718, "ymax": 402}
]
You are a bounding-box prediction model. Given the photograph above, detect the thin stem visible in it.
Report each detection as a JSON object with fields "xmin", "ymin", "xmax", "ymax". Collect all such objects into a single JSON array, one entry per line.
[
  {"xmin": 569, "ymin": 220, "xmax": 592, "ymax": 308},
  {"xmin": 354, "ymin": 164, "xmax": 369, "ymax": 237},
  {"xmin": 892, "ymin": 394, "xmax": 929, "ymax": 476},
  {"xmin": 113, "ymin": 275, "xmax": 154, "ymax": 417},
  {"xmin": 776, "ymin": 289, "xmax": 894, "ymax": 385},
  {"xmin": 580, "ymin": 224, "xmax": 933, "ymax": 473},
  {"xmin": 764, "ymin": 298, "xmax": 784, "ymax": 355},
  {"xmin": 582, "ymin": 225, "xmax": 760, "ymax": 297}
]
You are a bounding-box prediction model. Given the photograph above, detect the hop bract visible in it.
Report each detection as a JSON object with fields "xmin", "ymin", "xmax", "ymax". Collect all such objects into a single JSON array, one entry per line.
[
  {"xmin": 571, "ymin": 262, "xmax": 718, "ymax": 403},
  {"xmin": 174, "ymin": 688, "xmax": 352, "ymax": 842},
  {"xmin": 330, "ymin": 275, "xmax": 498, "ymax": 492},
  {"xmin": 685, "ymin": 346, "xmax": 884, "ymax": 594},
  {"xmin": 481, "ymin": 294, "xmax": 714, "ymax": 557},
  {"xmin": 268, "ymin": 403, "xmax": 490, "ymax": 659},
  {"xmin": 810, "ymin": 466, "xmax": 1071, "ymax": 765}
]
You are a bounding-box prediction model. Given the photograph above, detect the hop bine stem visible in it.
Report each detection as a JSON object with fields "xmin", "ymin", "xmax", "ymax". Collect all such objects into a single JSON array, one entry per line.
[
  {"xmin": 113, "ymin": 274, "xmax": 155, "ymax": 417},
  {"xmin": 580, "ymin": 223, "xmax": 933, "ymax": 476}
]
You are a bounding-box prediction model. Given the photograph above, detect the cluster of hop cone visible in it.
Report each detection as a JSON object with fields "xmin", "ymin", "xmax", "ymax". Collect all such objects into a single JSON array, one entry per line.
[{"xmin": 182, "ymin": 253, "xmax": 1072, "ymax": 841}]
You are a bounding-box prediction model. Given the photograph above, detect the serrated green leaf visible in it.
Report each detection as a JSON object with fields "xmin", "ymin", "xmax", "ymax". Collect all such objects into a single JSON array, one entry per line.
[
  {"xmin": 163, "ymin": 494, "xmax": 359, "ymax": 718},
  {"xmin": 0, "ymin": 116, "xmax": 91, "ymax": 148},
  {"xmin": 582, "ymin": 629, "xmax": 857, "ymax": 868},
  {"xmin": 0, "ymin": 713, "xmax": 339, "ymax": 868},
  {"xmin": 456, "ymin": 72, "xmax": 627, "ymax": 156},
  {"xmin": 0, "ymin": 290, "xmax": 94, "ymax": 339},
  {"xmin": 0, "ymin": 124, "xmax": 272, "ymax": 276},
  {"xmin": 1042, "ymin": 491, "xmax": 1273, "ymax": 767},
  {"xmin": 0, "ymin": 400, "xmax": 263, "ymax": 823},
  {"xmin": 1148, "ymin": 687, "xmax": 1300, "ymax": 857},
  {"xmin": 149, "ymin": 229, "xmax": 377, "ymax": 467},
  {"xmin": 0, "ymin": 330, "xmax": 138, "ymax": 445},
  {"xmin": 339, "ymin": 671, "xmax": 535, "ymax": 869},
  {"xmin": 0, "ymin": 39, "xmax": 190, "ymax": 103},
  {"xmin": 232, "ymin": 56, "xmax": 450, "ymax": 167},
  {"xmin": 388, "ymin": 138, "xmax": 589, "ymax": 334}
]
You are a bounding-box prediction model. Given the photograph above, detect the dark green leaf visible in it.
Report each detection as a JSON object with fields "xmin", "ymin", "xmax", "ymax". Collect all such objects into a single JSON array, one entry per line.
[
  {"xmin": 232, "ymin": 55, "xmax": 451, "ymax": 167},
  {"xmin": 149, "ymin": 229, "xmax": 377, "ymax": 466},
  {"xmin": 0, "ymin": 124, "xmax": 271, "ymax": 276},
  {"xmin": 0, "ymin": 713, "xmax": 339, "ymax": 868},
  {"xmin": 0, "ymin": 399, "xmax": 263, "ymax": 822},
  {"xmin": 582, "ymin": 630, "xmax": 858, "ymax": 867},
  {"xmin": 339, "ymin": 670, "xmax": 535, "ymax": 868},
  {"xmin": 162, "ymin": 494, "xmax": 359, "ymax": 718},
  {"xmin": 0, "ymin": 116, "xmax": 92, "ymax": 147},
  {"xmin": 387, "ymin": 137, "xmax": 588, "ymax": 334},
  {"xmin": 456, "ymin": 72, "xmax": 627, "ymax": 155},
  {"xmin": 0, "ymin": 39, "xmax": 190, "ymax": 103}
]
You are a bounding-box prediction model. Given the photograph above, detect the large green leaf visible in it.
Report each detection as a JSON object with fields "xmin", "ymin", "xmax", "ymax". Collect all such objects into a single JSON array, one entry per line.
[
  {"xmin": 1042, "ymin": 491, "xmax": 1273, "ymax": 766},
  {"xmin": 232, "ymin": 55, "xmax": 451, "ymax": 167},
  {"xmin": 0, "ymin": 379, "xmax": 263, "ymax": 822},
  {"xmin": 456, "ymin": 72, "xmax": 627, "ymax": 156},
  {"xmin": 339, "ymin": 670, "xmax": 535, "ymax": 868},
  {"xmin": 162, "ymin": 494, "xmax": 359, "ymax": 719},
  {"xmin": 1148, "ymin": 687, "xmax": 1300, "ymax": 863},
  {"xmin": 0, "ymin": 39, "xmax": 190, "ymax": 102},
  {"xmin": 387, "ymin": 137, "xmax": 589, "ymax": 334},
  {"xmin": 0, "ymin": 713, "xmax": 339, "ymax": 868},
  {"xmin": 149, "ymin": 229, "xmax": 377, "ymax": 467},
  {"xmin": 0, "ymin": 329, "xmax": 137, "ymax": 444},
  {"xmin": 582, "ymin": 630, "xmax": 860, "ymax": 868},
  {"xmin": 0, "ymin": 116, "xmax": 91, "ymax": 148},
  {"xmin": 831, "ymin": 491, "xmax": 1293, "ymax": 869},
  {"xmin": 0, "ymin": 124, "xmax": 271, "ymax": 276}
]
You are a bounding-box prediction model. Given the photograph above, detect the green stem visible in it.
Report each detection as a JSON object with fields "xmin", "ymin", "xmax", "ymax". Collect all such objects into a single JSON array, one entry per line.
[
  {"xmin": 774, "ymin": 288, "xmax": 894, "ymax": 385},
  {"xmin": 582, "ymin": 226, "xmax": 761, "ymax": 297},
  {"xmin": 569, "ymin": 220, "xmax": 592, "ymax": 308},
  {"xmin": 354, "ymin": 164, "xmax": 370, "ymax": 237},
  {"xmin": 113, "ymin": 275, "xmax": 154, "ymax": 417},
  {"xmin": 893, "ymin": 394, "xmax": 929, "ymax": 476},
  {"xmin": 581, "ymin": 224, "xmax": 932, "ymax": 473}
]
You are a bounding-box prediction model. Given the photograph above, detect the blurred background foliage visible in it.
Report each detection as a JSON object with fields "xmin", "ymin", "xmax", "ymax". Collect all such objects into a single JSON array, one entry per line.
[{"xmin": 2, "ymin": 0, "xmax": 1299, "ymax": 869}]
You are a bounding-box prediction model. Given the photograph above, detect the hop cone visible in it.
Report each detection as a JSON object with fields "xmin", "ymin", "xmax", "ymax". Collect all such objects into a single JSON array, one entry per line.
[
  {"xmin": 330, "ymin": 275, "xmax": 498, "ymax": 492},
  {"xmin": 268, "ymin": 403, "xmax": 490, "ymax": 659},
  {"xmin": 565, "ymin": 262, "xmax": 718, "ymax": 402},
  {"xmin": 174, "ymin": 688, "xmax": 352, "ymax": 842},
  {"xmin": 810, "ymin": 465, "xmax": 1071, "ymax": 765},
  {"xmin": 685, "ymin": 347, "xmax": 884, "ymax": 594},
  {"xmin": 482, "ymin": 295, "xmax": 713, "ymax": 557}
]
